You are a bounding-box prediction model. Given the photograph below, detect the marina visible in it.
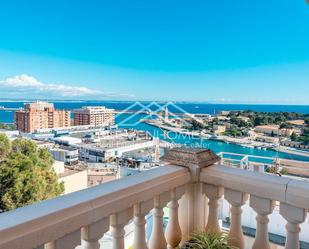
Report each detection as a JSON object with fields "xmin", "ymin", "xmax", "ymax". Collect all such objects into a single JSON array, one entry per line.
[{"xmin": 1, "ymin": 101, "xmax": 309, "ymax": 162}]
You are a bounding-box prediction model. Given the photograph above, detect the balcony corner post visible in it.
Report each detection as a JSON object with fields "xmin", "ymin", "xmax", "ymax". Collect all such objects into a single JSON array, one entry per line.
[{"xmin": 162, "ymin": 147, "xmax": 221, "ymax": 242}]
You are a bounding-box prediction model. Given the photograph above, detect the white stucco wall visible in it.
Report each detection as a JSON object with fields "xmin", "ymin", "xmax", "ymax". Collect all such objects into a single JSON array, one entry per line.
[{"xmin": 59, "ymin": 170, "xmax": 88, "ymax": 194}]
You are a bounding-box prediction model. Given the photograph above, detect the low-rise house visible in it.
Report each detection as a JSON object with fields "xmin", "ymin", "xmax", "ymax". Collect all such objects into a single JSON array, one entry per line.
[
  {"xmin": 219, "ymin": 110, "xmax": 231, "ymax": 116},
  {"xmin": 255, "ymin": 135, "xmax": 279, "ymax": 144},
  {"xmin": 53, "ymin": 161, "xmax": 88, "ymax": 194},
  {"xmin": 216, "ymin": 115, "xmax": 230, "ymax": 121},
  {"xmin": 281, "ymin": 140, "xmax": 309, "ymax": 150},
  {"xmin": 0, "ymin": 129, "xmax": 19, "ymax": 139},
  {"xmin": 33, "ymin": 140, "xmax": 55, "ymax": 149},
  {"xmin": 286, "ymin": 119, "xmax": 306, "ymax": 128},
  {"xmin": 238, "ymin": 115, "xmax": 251, "ymax": 122},
  {"xmin": 255, "ymin": 125, "xmax": 294, "ymax": 137},
  {"xmin": 213, "ymin": 125, "xmax": 226, "ymax": 135}
]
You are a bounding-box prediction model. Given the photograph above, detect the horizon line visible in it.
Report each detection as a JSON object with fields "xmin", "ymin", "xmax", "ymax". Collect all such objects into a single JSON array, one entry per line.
[{"xmin": 0, "ymin": 98, "xmax": 309, "ymax": 106}]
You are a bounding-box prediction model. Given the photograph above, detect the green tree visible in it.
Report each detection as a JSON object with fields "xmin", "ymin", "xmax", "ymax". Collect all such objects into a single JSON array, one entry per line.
[
  {"xmin": 280, "ymin": 123, "xmax": 292, "ymax": 129},
  {"xmin": 189, "ymin": 119, "xmax": 205, "ymax": 130},
  {"xmin": 290, "ymin": 132, "xmax": 297, "ymax": 141},
  {"xmin": 280, "ymin": 167, "xmax": 288, "ymax": 175},
  {"xmin": 253, "ymin": 117, "xmax": 263, "ymax": 126},
  {"xmin": 0, "ymin": 134, "xmax": 11, "ymax": 159},
  {"xmin": 0, "ymin": 136, "xmax": 64, "ymax": 212},
  {"xmin": 0, "ymin": 123, "xmax": 14, "ymax": 130}
]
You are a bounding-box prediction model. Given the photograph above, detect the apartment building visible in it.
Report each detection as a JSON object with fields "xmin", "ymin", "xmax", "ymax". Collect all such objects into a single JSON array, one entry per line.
[
  {"xmin": 73, "ymin": 106, "xmax": 114, "ymax": 126},
  {"xmin": 14, "ymin": 101, "xmax": 70, "ymax": 133}
]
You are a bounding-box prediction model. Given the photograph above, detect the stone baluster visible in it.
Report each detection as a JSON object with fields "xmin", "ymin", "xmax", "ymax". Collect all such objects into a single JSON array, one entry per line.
[
  {"xmin": 110, "ymin": 208, "xmax": 133, "ymax": 249},
  {"xmin": 165, "ymin": 187, "xmax": 184, "ymax": 249},
  {"xmin": 133, "ymin": 199, "xmax": 153, "ymax": 249},
  {"xmin": 204, "ymin": 183, "xmax": 224, "ymax": 235},
  {"xmin": 224, "ymin": 188, "xmax": 248, "ymax": 249},
  {"xmin": 45, "ymin": 242, "xmax": 55, "ymax": 249},
  {"xmin": 178, "ymin": 184, "xmax": 194, "ymax": 244},
  {"xmin": 280, "ymin": 203, "xmax": 307, "ymax": 249},
  {"xmin": 34, "ymin": 246, "xmax": 44, "ymax": 249},
  {"xmin": 250, "ymin": 195, "xmax": 275, "ymax": 249},
  {"xmin": 162, "ymin": 147, "xmax": 221, "ymax": 243},
  {"xmin": 45, "ymin": 230, "xmax": 81, "ymax": 249},
  {"xmin": 82, "ymin": 217, "xmax": 109, "ymax": 249},
  {"xmin": 149, "ymin": 191, "xmax": 170, "ymax": 249}
]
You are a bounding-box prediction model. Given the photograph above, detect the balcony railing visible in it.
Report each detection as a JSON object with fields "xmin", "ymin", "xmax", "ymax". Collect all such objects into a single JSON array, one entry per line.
[{"xmin": 0, "ymin": 147, "xmax": 308, "ymax": 249}]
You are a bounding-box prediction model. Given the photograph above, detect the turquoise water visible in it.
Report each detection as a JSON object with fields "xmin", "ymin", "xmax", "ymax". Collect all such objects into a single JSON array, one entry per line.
[
  {"xmin": 1, "ymin": 101, "xmax": 309, "ymax": 161},
  {"xmin": 1, "ymin": 101, "xmax": 309, "ymax": 123},
  {"xmin": 116, "ymin": 113, "xmax": 309, "ymax": 162}
]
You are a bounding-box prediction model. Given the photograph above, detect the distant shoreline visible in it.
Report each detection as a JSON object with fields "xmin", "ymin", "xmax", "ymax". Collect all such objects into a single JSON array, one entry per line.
[
  {"xmin": 0, "ymin": 99, "xmax": 309, "ymax": 106},
  {"xmin": 142, "ymin": 119, "xmax": 309, "ymax": 159}
]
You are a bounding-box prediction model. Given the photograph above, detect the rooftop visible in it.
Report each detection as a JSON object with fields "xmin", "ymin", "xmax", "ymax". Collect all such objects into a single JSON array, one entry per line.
[{"xmin": 287, "ymin": 120, "xmax": 306, "ymax": 126}]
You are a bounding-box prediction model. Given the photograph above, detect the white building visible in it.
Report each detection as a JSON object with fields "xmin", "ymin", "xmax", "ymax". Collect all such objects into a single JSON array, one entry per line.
[
  {"xmin": 49, "ymin": 146, "xmax": 79, "ymax": 165},
  {"xmin": 75, "ymin": 139, "xmax": 158, "ymax": 163},
  {"xmin": 0, "ymin": 129, "xmax": 19, "ymax": 139},
  {"xmin": 53, "ymin": 161, "xmax": 88, "ymax": 195},
  {"xmin": 53, "ymin": 136, "xmax": 82, "ymax": 146}
]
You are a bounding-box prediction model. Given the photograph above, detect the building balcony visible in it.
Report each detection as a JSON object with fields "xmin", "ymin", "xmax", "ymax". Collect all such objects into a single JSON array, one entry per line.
[{"xmin": 0, "ymin": 147, "xmax": 308, "ymax": 249}]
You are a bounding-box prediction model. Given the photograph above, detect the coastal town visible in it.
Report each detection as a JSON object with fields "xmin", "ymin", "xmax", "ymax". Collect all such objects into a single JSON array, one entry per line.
[
  {"xmin": 2, "ymin": 101, "xmax": 309, "ymax": 248},
  {"xmin": 0, "ymin": 0, "xmax": 309, "ymax": 249},
  {"xmin": 2, "ymin": 1, "xmax": 309, "ymax": 248},
  {"xmin": 0, "ymin": 101, "xmax": 165, "ymax": 194},
  {"xmin": 143, "ymin": 107, "xmax": 309, "ymax": 155},
  {"xmin": 0, "ymin": 101, "xmax": 309, "ymax": 186}
]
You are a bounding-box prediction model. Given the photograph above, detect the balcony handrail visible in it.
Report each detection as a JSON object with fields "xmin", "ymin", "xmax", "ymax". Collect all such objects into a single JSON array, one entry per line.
[
  {"xmin": 201, "ymin": 164, "xmax": 309, "ymax": 209},
  {"xmin": 1, "ymin": 147, "xmax": 309, "ymax": 249},
  {"xmin": 0, "ymin": 165, "xmax": 190, "ymax": 249}
]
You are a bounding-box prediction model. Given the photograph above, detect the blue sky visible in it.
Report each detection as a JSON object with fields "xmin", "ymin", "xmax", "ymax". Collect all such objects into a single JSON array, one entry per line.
[{"xmin": 0, "ymin": 0, "xmax": 309, "ymax": 103}]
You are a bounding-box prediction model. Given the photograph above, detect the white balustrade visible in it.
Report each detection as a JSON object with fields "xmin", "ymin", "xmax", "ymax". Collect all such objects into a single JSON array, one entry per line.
[
  {"xmin": 178, "ymin": 184, "xmax": 193, "ymax": 244},
  {"xmin": 280, "ymin": 203, "xmax": 307, "ymax": 249},
  {"xmin": 82, "ymin": 217, "xmax": 109, "ymax": 249},
  {"xmin": 3, "ymin": 148, "xmax": 309, "ymax": 249},
  {"xmin": 110, "ymin": 208, "xmax": 133, "ymax": 249},
  {"xmin": 149, "ymin": 192, "xmax": 170, "ymax": 249},
  {"xmin": 224, "ymin": 188, "xmax": 248, "ymax": 249},
  {"xmin": 133, "ymin": 200, "xmax": 153, "ymax": 249},
  {"xmin": 45, "ymin": 230, "xmax": 81, "ymax": 249},
  {"xmin": 165, "ymin": 187, "xmax": 184, "ymax": 249},
  {"xmin": 204, "ymin": 183, "xmax": 223, "ymax": 235},
  {"xmin": 250, "ymin": 195, "xmax": 275, "ymax": 249},
  {"xmin": 34, "ymin": 246, "xmax": 44, "ymax": 249}
]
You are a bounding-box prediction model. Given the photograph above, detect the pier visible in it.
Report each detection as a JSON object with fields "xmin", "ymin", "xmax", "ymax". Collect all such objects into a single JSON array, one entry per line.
[{"xmin": 0, "ymin": 106, "xmax": 22, "ymax": 111}]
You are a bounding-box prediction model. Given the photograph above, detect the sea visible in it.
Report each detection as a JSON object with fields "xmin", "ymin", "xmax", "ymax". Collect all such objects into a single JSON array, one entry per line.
[{"xmin": 1, "ymin": 101, "xmax": 309, "ymax": 162}]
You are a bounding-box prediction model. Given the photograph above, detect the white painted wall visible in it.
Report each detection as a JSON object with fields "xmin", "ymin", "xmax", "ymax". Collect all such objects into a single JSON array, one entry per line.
[{"xmin": 59, "ymin": 170, "xmax": 88, "ymax": 194}]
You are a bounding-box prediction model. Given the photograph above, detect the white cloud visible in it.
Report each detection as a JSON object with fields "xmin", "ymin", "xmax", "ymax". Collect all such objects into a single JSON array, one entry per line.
[{"xmin": 0, "ymin": 74, "xmax": 134, "ymax": 99}]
